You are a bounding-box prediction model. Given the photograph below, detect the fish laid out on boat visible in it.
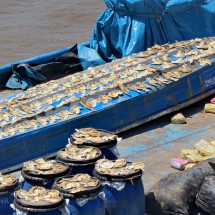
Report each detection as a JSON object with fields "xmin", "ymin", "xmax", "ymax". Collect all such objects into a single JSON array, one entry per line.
[{"xmin": 0, "ymin": 37, "xmax": 215, "ymax": 171}]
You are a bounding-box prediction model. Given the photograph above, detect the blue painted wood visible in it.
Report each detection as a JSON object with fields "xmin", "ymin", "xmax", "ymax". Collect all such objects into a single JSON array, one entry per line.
[{"xmin": 0, "ymin": 61, "xmax": 215, "ymax": 171}]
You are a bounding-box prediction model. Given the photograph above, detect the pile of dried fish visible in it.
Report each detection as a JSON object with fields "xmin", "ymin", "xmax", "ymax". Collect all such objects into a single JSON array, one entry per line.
[
  {"xmin": 0, "ymin": 172, "xmax": 16, "ymax": 189},
  {"xmin": 58, "ymin": 145, "xmax": 101, "ymax": 161},
  {"xmin": 71, "ymin": 128, "xmax": 117, "ymax": 145},
  {"xmin": 23, "ymin": 159, "xmax": 67, "ymax": 175},
  {"xmin": 95, "ymin": 159, "xmax": 144, "ymax": 176},
  {"xmin": 16, "ymin": 187, "xmax": 62, "ymax": 204},
  {"xmin": 0, "ymin": 37, "xmax": 215, "ymax": 139},
  {"xmin": 55, "ymin": 174, "xmax": 99, "ymax": 194}
]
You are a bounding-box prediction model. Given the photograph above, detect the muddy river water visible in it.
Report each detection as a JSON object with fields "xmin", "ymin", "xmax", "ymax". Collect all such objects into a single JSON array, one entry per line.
[{"xmin": 0, "ymin": 0, "xmax": 105, "ymax": 65}]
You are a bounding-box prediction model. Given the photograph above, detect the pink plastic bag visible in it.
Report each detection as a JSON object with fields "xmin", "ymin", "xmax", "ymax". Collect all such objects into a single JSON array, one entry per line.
[
  {"xmin": 210, "ymin": 97, "xmax": 215, "ymax": 104},
  {"xmin": 170, "ymin": 158, "xmax": 189, "ymax": 170}
]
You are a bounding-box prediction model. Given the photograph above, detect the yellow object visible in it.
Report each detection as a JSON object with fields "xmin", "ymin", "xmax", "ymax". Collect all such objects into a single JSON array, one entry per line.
[
  {"xmin": 194, "ymin": 139, "xmax": 215, "ymax": 156},
  {"xmin": 185, "ymin": 163, "xmax": 196, "ymax": 171},
  {"xmin": 204, "ymin": 103, "xmax": 215, "ymax": 114},
  {"xmin": 183, "ymin": 153, "xmax": 204, "ymax": 163},
  {"xmin": 210, "ymin": 140, "xmax": 215, "ymax": 146},
  {"xmin": 171, "ymin": 113, "xmax": 186, "ymax": 124},
  {"xmin": 181, "ymin": 149, "xmax": 199, "ymax": 157}
]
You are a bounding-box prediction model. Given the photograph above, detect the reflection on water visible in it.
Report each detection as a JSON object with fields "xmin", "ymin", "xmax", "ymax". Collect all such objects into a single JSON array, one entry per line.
[{"xmin": 0, "ymin": 0, "xmax": 105, "ymax": 65}]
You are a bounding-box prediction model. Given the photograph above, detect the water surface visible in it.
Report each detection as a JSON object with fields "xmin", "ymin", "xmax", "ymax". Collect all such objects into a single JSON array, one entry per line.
[{"xmin": 0, "ymin": 0, "xmax": 105, "ymax": 65}]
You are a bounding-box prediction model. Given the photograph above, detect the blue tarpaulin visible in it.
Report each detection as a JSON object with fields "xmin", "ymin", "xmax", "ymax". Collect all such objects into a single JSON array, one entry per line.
[{"xmin": 78, "ymin": 0, "xmax": 215, "ymax": 69}]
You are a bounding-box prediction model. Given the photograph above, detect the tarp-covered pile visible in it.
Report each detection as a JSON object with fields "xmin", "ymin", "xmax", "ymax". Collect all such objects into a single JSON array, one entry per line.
[{"xmin": 79, "ymin": 0, "xmax": 215, "ymax": 69}]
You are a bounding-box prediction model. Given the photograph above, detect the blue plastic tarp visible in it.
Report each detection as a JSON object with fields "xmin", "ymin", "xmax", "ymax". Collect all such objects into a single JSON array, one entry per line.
[{"xmin": 78, "ymin": 0, "xmax": 215, "ymax": 68}]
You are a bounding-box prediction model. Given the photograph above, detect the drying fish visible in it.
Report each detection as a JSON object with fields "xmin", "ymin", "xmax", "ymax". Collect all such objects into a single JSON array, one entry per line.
[
  {"xmin": 136, "ymin": 82, "xmax": 152, "ymax": 90},
  {"xmin": 118, "ymin": 84, "xmax": 129, "ymax": 94},
  {"xmin": 151, "ymin": 57, "xmax": 163, "ymax": 65},
  {"xmin": 87, "ymin": 82, "xmax": 98, "ymax": 90},
  {"xmin": 200, "ymin": 48, "xmax": 215, "ymax": 57},
  {"xmin": 154, "ymin": 75, "xmax": 169, "ymax": 84},
  {"xmin": 88, "ymin": 90, "xmax": 99, "ymax": 96},
  {"xmin": 87, "ymin": 98, "xmax": 98, "ymax": 107},
  {"xmin": 127, "ymin": 84, "xmax": 140, "ymax": 92},
  {"xmin": 48, "ymin": 115, "xmax": 61, "ymax": 124},
  {"xmin": 100, "ymin": 77, "xmax": 111, "ymax": 84},
  {"xmin": 108, "ymin": 90, "xmax": 123, "ymax": 98},
  {"xmin": 24, "ymin": 159, "xmax": 67, "ymax": 175},
  {"xmin": 146, "ymin": 77, "xmax": 159, "ymax": 86},
  {"xmin": 79, "ymin": 101, "xmax": 94, "ymax": 110},
  {"xmin": 186, "ymin": 55, "xmax": 200, "ymax": 64},
  {"xmin": 185, "ymin": 50, "xmax": 199, "ymax": 56},
  {"xmin": 70, "ymin": 76, "xmax": 81, "ymax": 83},
  {"xmin": 98, "ymin": 95, "xmax": 112, "ymax": 103},
  {"xmin": 19, "ymin": 104, "xmax": 34, "ymax": 114},
  {"xmin": 198, "ymin": 58, "xmax": 211, "ymax": 66},
  {"xmin": 58, "ymin": 145, "xmax": 100, "ymax": 161},
  {"xmin": 180, "ymin": 65, "xmax": 192, "ymax": 73},
  {"xmin": 171, "ymin": 58, "xmax": 184, "ymax": 65},
  {"xmin": 53, "ymin": 94, "xmax": 65, "ymax": 101},
  {"xmin": 65, "ymin": 88, "xmax": 75, "ymax": 95},
  {"xmin": 30, "ymin": 101, "xmax": 43, "ymax": 110},
  {"xmin": 95, "ymin": 159, "xmax": 145, "ymax": 176},
  {"xmin": 174, "ymin": 51, "xmax": 185, "ymax": 58},
  {"xmin": 28, "ymin": 120, "xmax": 39, "ymax": 129},
  {"xmin": 114, "ymin": 159, "xmax": 127, "ymax": 168},
  {"xmin": 44, "ymin": 97, "xmax": 54, "ymax": 104},
  {"xmin": 162, "ymin": 72, "xmax": 179, "ymax": 81},
  {"xmin": 196, "ymin": 43, "xmax": 208, "ymax": 50},
  {"xmin": 0, "ymin": 131, "xmax": 7, "ymax": 139},
  {"xmin": 162, "ymin": 62, "xmax": 174, "ymax": 68},
  {"xmin": 37, "ymin": 117, "xmax": 48, "ymax": 126},
  {"xmin": 15, "ymin": 124, "xmax": 26, "ymax": 133},
  {"xmin": 5, "ymin": 127, "xmax": 16, "ymax": 136},
  {"xmin": 145, "ymin": 48, "xmax": 157, "ymax": 55},
  {"xmin": 162, "ymin": 54, "xmax": 171, "ymax": 63},
  {"xmin": 135, "ymin": 64, "xmax": 147, "ymax": 71},
  {"xmin": 0, "ymin": 174, "xmax": 16, "ymax": 189},
  {"xmin": 55, "ymin": 174, "xmax": 99, "ymax": 194},
  {"xmin": 136, "ymin": 52, "xmax": 148, "ymax": 58},
  {"xmin": 0, "ymin": 112, "xmax": 11, "ymax": 121},
  {"xmin": 16, "ymin": 187, "xmax": 62, "ymax": 205},
  {"xmin": 70, "ymin": 105, "xmax": 81, "ymax": 115},
  {"xmin": 144, "ymin": 65, "xmax": 158, "ymax": 73},
  {"xmin": 59, "ymin": 110, "xmax": 72, "ymax": 119}
]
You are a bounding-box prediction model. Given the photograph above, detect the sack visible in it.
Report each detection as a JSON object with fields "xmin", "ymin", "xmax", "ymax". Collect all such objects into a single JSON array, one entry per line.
[
  {"xmin": 196, "ymin": 175, "xmax": 215, "ymax": 215},
  {"xmin": 145, "ymin": 158, "xmax": 215, "ymax": 215}
]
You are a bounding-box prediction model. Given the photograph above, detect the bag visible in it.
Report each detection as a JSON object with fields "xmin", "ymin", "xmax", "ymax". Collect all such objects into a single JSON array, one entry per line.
[
  {"xmin": 145, "ymin": 158, "xmax": 215, "ymax": 215},
  {"xmin": 196, "ymin": 175, "xmax": 215, "ymax": 215}
]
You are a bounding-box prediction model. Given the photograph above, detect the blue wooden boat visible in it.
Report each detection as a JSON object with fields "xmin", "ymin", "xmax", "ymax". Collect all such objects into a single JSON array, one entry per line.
[{"xmin": 0, "ymin": 37, "xmax": 215, "ymax": 172}]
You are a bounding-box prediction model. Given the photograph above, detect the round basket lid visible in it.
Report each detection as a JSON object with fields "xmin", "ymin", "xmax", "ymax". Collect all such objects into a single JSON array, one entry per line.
[
  {"xmin": 70, "ymin": 128, "xmax": 117, "ymax": 148},
  {"xmin": 15, "ymin": 186, "xmax": 65, "ymax": 210},
  {"xmin": 54, "ymin": 174, "xmax": 102, "ymax": 198},
  {"xmin": 94, "ymin": 159, "xmax": 144, "ymax": 181},
  {"xmin": 22, "ymin": 159, "xmax": 69, "ymax": 180},
  {"xmin": 57, "ymin": 145, "xmax": 102, "ymax": 165},
  {"xmin": 0, "ymin": 173, "xmax": 19, "ymax": 193}
]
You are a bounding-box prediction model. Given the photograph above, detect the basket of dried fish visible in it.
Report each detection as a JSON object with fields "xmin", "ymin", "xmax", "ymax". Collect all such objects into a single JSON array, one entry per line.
[
  {"xmin": 56, "ymin": 145, "xmax": 103, "ymax": 176},
  {"xmin": 0, "ymin": 173, "xmax": 20, "ymax": 215},
  {"xmin": 13, "ymin": 186, "xmax": 66, "ymax": 214},
  {"xmin": 21, "ymin": 159, "xmax": 70, "ymax": 190},
  {"xmin": 93, "ymin": 159, "xmax": 144, "ymax": 181},
  {"xmin": 70, "ymin": 128, "xmax": 119, "ymax": 160},
  {"xmin": 93, "ymin": 159, "xmax": 145, "ymax": 215},
  {"xmin": 53, "ymin": 174, "xmax": 105, "ymax": 215}
]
